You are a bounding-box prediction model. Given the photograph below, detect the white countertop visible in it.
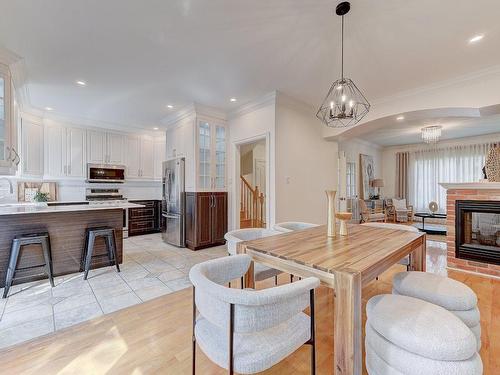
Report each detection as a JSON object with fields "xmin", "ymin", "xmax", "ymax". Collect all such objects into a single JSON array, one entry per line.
[{"xmin": 0, "ymin": 202, "xmax": 144, "ymax": 216}]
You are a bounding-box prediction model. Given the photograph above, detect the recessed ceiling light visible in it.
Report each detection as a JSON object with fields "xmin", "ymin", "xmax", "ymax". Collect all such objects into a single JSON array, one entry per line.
[
  {"xmin": 166, "ymin": 104, "xmax": 174, "ymax": 109},
  {"xmin": 153, "ymin": 127, "xmax": 159, "ymax": 130},
  {"xmin": 76, "ymin": 80, "xmax": 87, "ymax": 86},
  {"xmin": 230, "ymin": 98, "xmax": 237, "ymax": 102},
  {"xmin": 468, "ymin": 34, "xmax": 484, "ymax": 43},
  {"xmin": 396, "ymin": 116, "xmax": 405, "ymax": 121},
  {"xmin": 45, "ymin": 107, "xmax": 53, "ymax": 111}
]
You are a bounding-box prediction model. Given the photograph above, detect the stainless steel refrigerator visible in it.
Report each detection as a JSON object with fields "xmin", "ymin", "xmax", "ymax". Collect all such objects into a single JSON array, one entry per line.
[{"xmin": 161, "ymin": 157, "xmax": 185, "ymax": 247}]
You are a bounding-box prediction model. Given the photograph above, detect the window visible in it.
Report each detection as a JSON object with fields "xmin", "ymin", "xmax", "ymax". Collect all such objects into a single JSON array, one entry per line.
[
  {"xmin": 346, "ymin": 162, "xmax": 357, "ymax": 198},
  {"xmin": 0, "ymin": 62, "xmax": 12, "ymax": 164},
  {"xmin": 409, "ymin": 143, "xmax": 497, "ymax": 212}
]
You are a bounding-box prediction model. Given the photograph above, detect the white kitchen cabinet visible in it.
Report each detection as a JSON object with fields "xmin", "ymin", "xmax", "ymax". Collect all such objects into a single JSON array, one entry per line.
[
  {"xmin": 154, "ymin": 138, "xmax": 166, "ymax": 180},
  {"xmin": 125, "ymin": 135, "xmax": 157, "ymax": 180},
  {"xmin": 195, "ymin": 119, "xmax": 227, "ymax": 191},
  {"xmin": 0, "ymin": 63, "xmax": 17, "ymax": 175},
  {"xmin": 87, "ymin": 130, "xmax": 124, "ymax": 165},
  {"xmin": 125, "ymin": 136, "xmax": 140, "ymax": 178},
  {"xmin": 87, "ymin": 130, "xmax": 106, "ymax": 164},
  {"xmin": 44, "ymin": 123, "xmax": 86, "ymax": 178},
  {"xmin": 66, "ymin": 127, "xmax": 86, "ymax": 177},
  {"xmin": 107, "ymin": 132, "xmax": 125, "ymax": 164},
  {"xmin": 140, "ymin": 136, "xmax": 154, "ymax": 179},
  {"xmin": 20, "ymin": 118, "xmax": 43, "ymax": 177}
]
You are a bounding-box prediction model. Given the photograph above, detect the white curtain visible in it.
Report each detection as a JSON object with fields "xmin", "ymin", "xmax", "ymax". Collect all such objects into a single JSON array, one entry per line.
[{"xmin": 408, "ymin": 142, "xmax": 496, "ymax": 213}]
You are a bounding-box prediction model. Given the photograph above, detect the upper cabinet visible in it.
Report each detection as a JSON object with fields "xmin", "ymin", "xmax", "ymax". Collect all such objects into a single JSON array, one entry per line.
[
  {"xmin": 153, "ymin": 139, "xmax": 166, "ymax": 180},
  {"xmin": 196, "ymin": 118, "xmax": 227, "ymax": 191},
  {"xmin": 87, "ymin": 130, "xmax": 125, "ymax": 165},
  {"xmin": 125, "ymin": 135, "xmax": 158, "ymax": 180},
  {"xmin": 0, "ymin": 63, "xmax": 17, "ymax": 175},
  {"xmin": 20, "ymin": 118, "xmax": 43, "ymax": 177},
  {"xmin": 44, "ymin": 123, "xmax": 86, "ymax": 178}
]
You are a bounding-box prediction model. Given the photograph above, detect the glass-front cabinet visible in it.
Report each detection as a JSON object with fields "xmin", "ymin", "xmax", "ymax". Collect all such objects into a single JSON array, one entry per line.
[
  {"xmin": 0, "ymin": 63, "xmax": 16, "ymax": 175},
  {"xmin": 196, "ymin": 118, "xmax": 227, "ymax": 191}
]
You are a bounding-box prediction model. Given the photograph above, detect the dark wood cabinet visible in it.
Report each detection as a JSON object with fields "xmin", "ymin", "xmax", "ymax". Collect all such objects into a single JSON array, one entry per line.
[
  {"xmin": 128, "ymin": 200, "xmax": 162, "ymax": 236},
  {"xmin": 185, "ymin": 192, "xmax": 227, "ymax": 250}
]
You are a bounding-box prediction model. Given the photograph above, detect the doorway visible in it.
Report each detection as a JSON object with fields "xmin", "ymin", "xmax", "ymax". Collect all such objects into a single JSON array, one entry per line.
[{"xmin": 238, "ymin": 138, "xmax": 267, "ymax": 229}]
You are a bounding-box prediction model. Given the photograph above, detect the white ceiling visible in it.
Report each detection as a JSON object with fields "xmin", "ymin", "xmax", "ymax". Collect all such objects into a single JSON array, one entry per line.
[
  {"xmin": 339, "ymin": 106, "xmax": 500, "ymax": 147},
  {"xmin": 1, "ymin": 0, "xmax": 500, "ymax": 130}
]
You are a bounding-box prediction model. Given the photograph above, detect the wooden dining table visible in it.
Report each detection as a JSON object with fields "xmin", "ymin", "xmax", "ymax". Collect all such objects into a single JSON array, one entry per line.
[{"xmin": 237, "ymin": 224, "xmax": 426, "ymax": 375}]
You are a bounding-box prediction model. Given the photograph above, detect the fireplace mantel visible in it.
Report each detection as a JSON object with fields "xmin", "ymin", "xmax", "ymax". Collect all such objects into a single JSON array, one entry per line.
[{"xmin": 440, "ymin": 182, "xmax": 500, "ymax": 190}]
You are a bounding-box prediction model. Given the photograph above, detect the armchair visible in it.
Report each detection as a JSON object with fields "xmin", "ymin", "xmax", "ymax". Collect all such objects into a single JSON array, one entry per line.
[
  {"xmin": 358, "ymin": 199, "xmax": 386, "ymax": 223},
  {"xmin": 386, "ymin": 198, "xmax": 414, "ymax": 223}
]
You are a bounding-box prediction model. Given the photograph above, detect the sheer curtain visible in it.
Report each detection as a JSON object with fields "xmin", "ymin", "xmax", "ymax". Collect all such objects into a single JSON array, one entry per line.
[{"xmin": 408, "ymin": 142, "xmax": 496, "ymax": 213}]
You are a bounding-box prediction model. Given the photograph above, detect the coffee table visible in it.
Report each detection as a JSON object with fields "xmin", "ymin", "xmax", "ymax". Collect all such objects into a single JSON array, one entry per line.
[{"xmin": 414, "ymin": 212, "xmax": 447, "ymax": 235}]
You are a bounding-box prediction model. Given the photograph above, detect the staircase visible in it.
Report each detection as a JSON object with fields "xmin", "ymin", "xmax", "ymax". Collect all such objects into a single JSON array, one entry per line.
[{"xmin": 240, "ymin": 175, "xmax": 265, "ymax": 228}]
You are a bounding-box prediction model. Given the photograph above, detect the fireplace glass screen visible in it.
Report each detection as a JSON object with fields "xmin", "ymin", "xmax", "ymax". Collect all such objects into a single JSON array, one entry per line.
[{"xmin": 456, "ymin": 200, "xmax": 500, "ymax": 265}]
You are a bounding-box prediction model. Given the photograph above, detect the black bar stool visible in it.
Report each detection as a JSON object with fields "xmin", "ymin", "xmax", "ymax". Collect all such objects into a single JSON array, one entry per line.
[
  {"xmin": 82, "ymin": 227, "xmax": 120, "ymax": 280},
  {"xmin": 3, "ymin": 232, "xmax": 55, "ymax": 298}
]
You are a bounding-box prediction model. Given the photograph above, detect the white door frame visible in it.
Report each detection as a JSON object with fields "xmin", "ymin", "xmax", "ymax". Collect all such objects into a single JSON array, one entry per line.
[{"xmin": 232, "ymin": 132, "xmax": 270, "ymax": 230}]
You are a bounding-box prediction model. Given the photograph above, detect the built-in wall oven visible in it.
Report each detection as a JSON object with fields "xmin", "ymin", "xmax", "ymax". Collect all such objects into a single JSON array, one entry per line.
[{"xmin": 87, "ymin": 164, "xmax": 126, "ymax": 183}]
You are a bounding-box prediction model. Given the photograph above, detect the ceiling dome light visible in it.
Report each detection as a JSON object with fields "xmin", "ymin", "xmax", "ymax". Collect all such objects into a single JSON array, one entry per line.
[
  {"xmin": 230, "ymin": 98, "xmax": 237, "ymax": 102},
  {"xmin": 153, "ymin": 127, "xmax": 159, "ymax": 130},
  {"xmin": 316, "ymin": 1, "xmax": 370, "ymax": 128},
  {"xmin": 396, "ymin": 116, "xmax": 405, "ymax": 121},
  {"xmin": 45, "ymin": 107, "xmax": 53, "ymax": 111},
  {"xmin": 76, "ymin": 80, "xmax": 87, "ymax": 86},
  {"xmin": 166, "ymin": 104, "xmax": 174, "ymax": 109},
  {"xmin": 469, "ymin": 34, "xmax": 484, "ymax": 43},
  {"xmin": 421, "ymin": 125, "xmax": 442, "ymax": 144}
]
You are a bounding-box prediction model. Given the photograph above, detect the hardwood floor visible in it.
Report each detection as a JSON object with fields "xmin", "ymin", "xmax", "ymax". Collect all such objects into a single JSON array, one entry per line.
[{"xmin": 0, "ymin": 259, "xmax": 497, "ymax": 374}]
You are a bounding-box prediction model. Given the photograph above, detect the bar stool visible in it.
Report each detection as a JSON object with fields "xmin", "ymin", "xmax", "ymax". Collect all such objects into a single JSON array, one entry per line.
[
  {"xmin": 3, "ymin": 232, "xmax": 55, "ymax": 299},
  {"xmin": 82, "ymin": 227, "xmax": 120, "ymax": 280}
]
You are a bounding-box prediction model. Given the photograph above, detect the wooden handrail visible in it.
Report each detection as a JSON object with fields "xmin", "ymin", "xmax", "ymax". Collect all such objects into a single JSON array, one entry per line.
[{"xmin": 240, "ymin": 175, "xmax": 265, "ymax": 228}]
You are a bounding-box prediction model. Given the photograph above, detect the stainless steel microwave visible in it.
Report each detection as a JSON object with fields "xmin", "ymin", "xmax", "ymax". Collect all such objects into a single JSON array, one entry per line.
[{"xmin": 87, "ymin": 164, "xmax": 126, "ymax": 183}]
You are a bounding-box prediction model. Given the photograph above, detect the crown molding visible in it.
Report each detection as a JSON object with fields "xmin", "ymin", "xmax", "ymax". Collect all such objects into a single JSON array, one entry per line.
[
  {"xmin": 339, "ymin": 137, "xmax": 383, "ymax": 151},
  {"xmin": 228, "ymin": 91, "xmax": 277, "ymax": 119},
  {"xmin": 162, "ymin": 102, "xmax": 227, "ymax": 128},
  {"xmin": 373, "ymin": 64, "xmax": 500, "ymax": 106},
  {"xmin": 275, "ymin": 91, "xmax": 317, "ymax": 115}
]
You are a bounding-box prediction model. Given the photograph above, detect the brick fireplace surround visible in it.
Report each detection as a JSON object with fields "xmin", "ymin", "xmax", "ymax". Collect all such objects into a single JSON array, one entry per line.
[{"xmin": 442, "ymin": 182, "xmax": 500, "ymax": 278}]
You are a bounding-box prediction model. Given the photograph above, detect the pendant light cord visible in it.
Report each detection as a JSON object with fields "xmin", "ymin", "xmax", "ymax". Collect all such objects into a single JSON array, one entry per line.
[{"xmin": 341, "ymin": 15, "xmax": 344, "ymax": 80}]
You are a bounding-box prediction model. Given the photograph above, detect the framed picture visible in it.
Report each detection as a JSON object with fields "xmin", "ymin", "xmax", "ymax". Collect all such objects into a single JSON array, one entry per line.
[{"xmin": 359, "ymin": 154, "xmax": 374, "ymax": 199}]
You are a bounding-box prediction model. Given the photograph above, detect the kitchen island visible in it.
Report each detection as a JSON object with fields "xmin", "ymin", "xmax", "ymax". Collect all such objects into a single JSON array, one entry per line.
[{"xmin": 0, "ymin": 202, "xmax": 142, "ymax": 287}]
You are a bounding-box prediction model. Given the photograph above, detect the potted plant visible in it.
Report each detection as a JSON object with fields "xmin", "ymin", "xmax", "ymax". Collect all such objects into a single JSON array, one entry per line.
[{"xmin": 33, "ymin": 191, "xmax": 50, "ymax": 206}]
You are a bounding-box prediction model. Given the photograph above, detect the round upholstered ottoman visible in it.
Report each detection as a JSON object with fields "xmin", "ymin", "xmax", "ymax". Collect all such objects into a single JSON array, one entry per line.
[
  {"xmin": 392, "ymin": 271, "xmax": 481, "ymax": 349},
  {"xmin": 365, "ymin": 294, "xmax": 482, "ymax": 375}
]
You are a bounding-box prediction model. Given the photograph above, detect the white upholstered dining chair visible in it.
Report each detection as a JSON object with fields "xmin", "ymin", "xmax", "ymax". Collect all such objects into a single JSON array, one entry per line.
[
  {"xmin": 189, "ymin": 254, "xmax": 320, "ymax": 374},
  {"xmin": 273, "ymin": 222, "xmax": 319, "ymax": 232},
  {"xmin": 224, "ymin": 228, "xmax": 283, "ymax": 284}
]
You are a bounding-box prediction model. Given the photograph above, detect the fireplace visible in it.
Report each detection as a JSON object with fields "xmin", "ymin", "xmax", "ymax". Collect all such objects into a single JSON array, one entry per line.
[{"xmin": 456, "ymin": 200, "xmax": 500, "ymax": 265}]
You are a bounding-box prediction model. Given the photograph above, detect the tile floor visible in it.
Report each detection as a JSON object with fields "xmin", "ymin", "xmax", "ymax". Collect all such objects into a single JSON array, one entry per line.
[{"xmin": 0, "ymin": 233, "xmax": 226, "ymax": 349}]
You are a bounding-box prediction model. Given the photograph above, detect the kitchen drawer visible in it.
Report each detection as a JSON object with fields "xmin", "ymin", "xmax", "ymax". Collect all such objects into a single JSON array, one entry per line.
[
  {"xmin": 129, "ymin": 207, "xmax": 155, "ymax": 220},
  {"xmin": 129, "ymin": 219, "xmax": 155, "ymax": 235},
  {"xmin": 130, "ymin": 200, "xmax": 155, "ymax": 208}
]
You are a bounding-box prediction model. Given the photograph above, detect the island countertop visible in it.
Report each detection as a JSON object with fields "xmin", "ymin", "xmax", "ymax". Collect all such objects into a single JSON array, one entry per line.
[{"xmin": 0, "ymin": 202, "xmax": 144, "ymax": 216}]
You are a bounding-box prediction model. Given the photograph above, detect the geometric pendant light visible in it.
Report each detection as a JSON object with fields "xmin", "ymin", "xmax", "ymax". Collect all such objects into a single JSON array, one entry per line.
[{"xmin": 316, "ymin": 2, "xmax": 370, "ymax": 127}]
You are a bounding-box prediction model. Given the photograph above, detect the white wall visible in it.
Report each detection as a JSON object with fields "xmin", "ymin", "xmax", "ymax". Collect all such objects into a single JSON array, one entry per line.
[
  {"xmin": 228, "ymin": 93, "xmax": 276, "ymax": 230},
  {"xmin": 338, "ymin": 138, "xmax": 383, "ymax": 198},
  {"xmin": 382, "ymin": 132, "xmax": 500, "ymax": 198},
  {"xmin": 275, "ymin": 92, "xmax": 338, "ymax": 225}
]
